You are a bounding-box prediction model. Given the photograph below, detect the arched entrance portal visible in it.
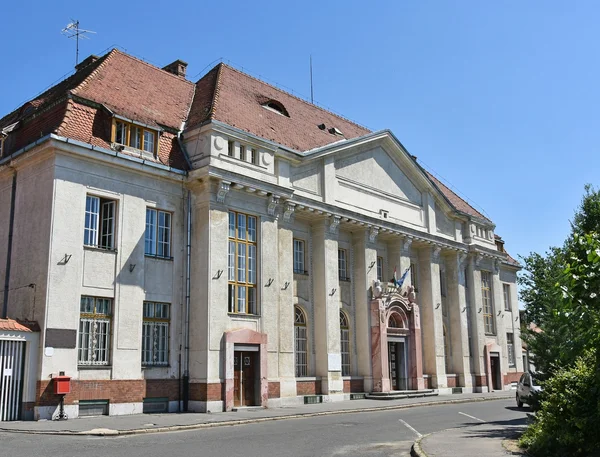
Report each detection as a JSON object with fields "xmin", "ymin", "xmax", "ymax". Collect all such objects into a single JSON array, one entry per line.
[{"xmin": 370, "ymin": 284, "xmax": 424, "ymax": 392}]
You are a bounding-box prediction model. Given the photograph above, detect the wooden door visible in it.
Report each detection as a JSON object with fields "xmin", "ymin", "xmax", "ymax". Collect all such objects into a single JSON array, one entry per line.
[{"xmin": 234, "ymin": 351, "xmax": 256, "ymax": 407}]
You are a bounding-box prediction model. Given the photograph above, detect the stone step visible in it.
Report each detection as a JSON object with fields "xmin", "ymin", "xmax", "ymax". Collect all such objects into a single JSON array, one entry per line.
[{"xmin": 365, "ymin": 390, "xmax": 439, "ymax": 400}]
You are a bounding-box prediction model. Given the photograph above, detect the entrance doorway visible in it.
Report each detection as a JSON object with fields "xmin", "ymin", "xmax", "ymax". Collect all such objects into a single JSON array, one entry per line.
[
  {"xmin": 388, "ymin": 339, "xmax": 408, "ymax": 391},
  {"xmin": 490, "ymin": 353, "xmax": 501, "ymax": 390},
  {"xmin": 233, "ymin": 348, "xmax": 258, "ymax": 407}
]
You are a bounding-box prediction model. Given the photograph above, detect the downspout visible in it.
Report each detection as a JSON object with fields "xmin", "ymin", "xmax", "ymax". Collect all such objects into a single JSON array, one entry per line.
[
  {"xmin": 2, "ymin": 169, "xmax": 17, "ymax": 319},
  {"xmin": 183, "ymin": 189, "xmax": 191, "ymax": 411}
]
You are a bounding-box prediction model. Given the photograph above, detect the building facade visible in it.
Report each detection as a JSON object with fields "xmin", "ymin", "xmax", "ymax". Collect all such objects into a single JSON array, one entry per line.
[{"xmin": 0, "ymin": 50, "xmax": 523, "ymax": 420}]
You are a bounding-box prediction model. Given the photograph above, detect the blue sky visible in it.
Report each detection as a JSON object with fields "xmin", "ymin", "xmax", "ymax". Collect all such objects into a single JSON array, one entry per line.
[{"xmin": 1, "ymin": 1, "xmax": 599, "ymax": 264}]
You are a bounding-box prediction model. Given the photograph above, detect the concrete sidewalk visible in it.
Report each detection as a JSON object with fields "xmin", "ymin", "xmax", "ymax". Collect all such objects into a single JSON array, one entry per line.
[
  {"xmin": 412, "ymin": 416, "xmax": 528, "ymax": 457},
  {"xmin": 0, "ymin": 391, "xmax": 512, "ymax": 436}
]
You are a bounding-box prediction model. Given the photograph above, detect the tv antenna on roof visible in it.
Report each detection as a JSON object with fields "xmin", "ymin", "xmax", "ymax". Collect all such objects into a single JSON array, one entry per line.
[{"xmin": 61, "ymin": 20, "xmax": 96, "ymax": 67}]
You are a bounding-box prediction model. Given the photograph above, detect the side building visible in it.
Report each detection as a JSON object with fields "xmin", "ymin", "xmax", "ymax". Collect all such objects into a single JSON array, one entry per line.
[{"xmin": 0, "ymin": 50, "xmax": 523, "ymax": 420}]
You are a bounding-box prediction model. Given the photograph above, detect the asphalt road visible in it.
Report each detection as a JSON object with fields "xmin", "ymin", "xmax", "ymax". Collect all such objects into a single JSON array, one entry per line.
[{"xmin": 0, "ymin": 399, "xmax": 527, "ymax": 457}]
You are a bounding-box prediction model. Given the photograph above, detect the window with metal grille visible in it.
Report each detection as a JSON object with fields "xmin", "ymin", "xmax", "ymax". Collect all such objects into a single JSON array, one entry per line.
[
  {"xmin": 293, "ymin": 239, "xmax": 305, "ymax": 274},
  {"xmin": 481, "ymin": 271, "xmax": 495, "ymax": 334},
  {"xmin": 84, "ymin": 196, "xmax": 116, "ymax": 249},
  {"xmin": 145, "ymin": 208, "xmax": 172, "ymax": 258},
  {"xmin": 507, "ymin": 333, "xmax": 515, "ymax": 367},
  {"xmin": 78, "ymin": 296, "xmax": 112, "ymax": 365},
  {"xmin": 503, "ymin": 284, "xmax": 511, "ymax": 311},
  {"xmin": 340, "ymin": 311, "xmax": 350, "ymax": 376},
  {"xmin": 338, "ymin": 249, "xmax": 348, "ymax": 281},
  {"xmin": 294, "ymin": 306, "xmax": 308, "ymax": 377},
  {"xmin": 228, "ymin": 211, "xmax": 258, "ymax": 314},
  {"xmin": 377, "ymin": 256, "xmax": 383, "ymax": 281},
  {"xmin": 142, "ymin": 302, "xmax": 170, "ymax": 366}
]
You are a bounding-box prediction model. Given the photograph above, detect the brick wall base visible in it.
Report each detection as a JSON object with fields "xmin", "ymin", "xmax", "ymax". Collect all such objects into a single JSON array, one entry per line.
[
  {"xmin": 268, "ymin": 382, "xmax": 280, "ymax": 399},
  {"xmin": 447, "ymin": 376, "xmax": 457, "ymax": 388},
  {"xmin": 343, "ymin": 379, "xmax": 364, "ymax": 393},
  {"xmin": 37, "ymin": 379, "xmax": 146, "ymax": 407},
  {"xmin": 504, "ymin": 372, "xmax": 522, "ymax": 385},
  {"xmin": 189, "ymin": 382, "xmax": 223, "ymax": 402},
  {"xmin": 296, "ymin": 380, "xmax": 321, "ymax": 395},
  {"xmin": 475, "ymin": 375, "xmax": 487, "ymax": 387}
]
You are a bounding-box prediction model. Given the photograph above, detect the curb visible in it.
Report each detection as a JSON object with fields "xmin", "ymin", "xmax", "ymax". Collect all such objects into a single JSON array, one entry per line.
[
  {"xmin": 0, "ymin": 394, "xmax": 513, "ymax": 437},
  {"xmin": 410, "ymin": 434, "xmax": 429, "ymax": 457}
]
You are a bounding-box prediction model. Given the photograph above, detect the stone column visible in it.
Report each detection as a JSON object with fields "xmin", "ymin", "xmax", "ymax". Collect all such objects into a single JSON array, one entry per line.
[
  {"xmin": 418, "ymin": 245, "xmax": 447, "ymax": 388},
  {"xmin": 312, "ymin": 216, "xmax": 344, "ymax": 398},
  {"xmin": 467, "ymin": 255, "xmax": 487, "ymax": 390},
  {"xmin": 277, "ymin": 203, "xmax": 297, "ymax": 399},
  {"xmin": 353, "ymin": 227, "xmax": 378, "ymax": 392},
  {"xmin": 387, "ymin": 237, "xmax": 413, "ymax": 287},
  {"xmin": 445, "ymin": 252, "xmax": 472, "ymax": 389}
]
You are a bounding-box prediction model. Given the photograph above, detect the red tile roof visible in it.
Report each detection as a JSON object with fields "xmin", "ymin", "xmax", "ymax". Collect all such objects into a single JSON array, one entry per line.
[
  {"xmin": 187, "ymin": 63, "xmax": 371, "ymax": 152},
  {"xmin": 426, "ymin": 171, "xmax": 491, "ymax": 222},
  {"xmin": 0, "ymin": 318, "xmax": 38, "ymax": 333}
]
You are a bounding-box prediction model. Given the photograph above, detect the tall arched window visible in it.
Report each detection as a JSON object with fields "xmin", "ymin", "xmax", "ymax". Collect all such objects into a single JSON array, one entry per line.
[
  {"xmin": 340, "ymin": 311, "xmax": 350, "ymax": 376},
  {"xmin": 294, "ymin": 306, "xmax": 308, "ymax": 377}
]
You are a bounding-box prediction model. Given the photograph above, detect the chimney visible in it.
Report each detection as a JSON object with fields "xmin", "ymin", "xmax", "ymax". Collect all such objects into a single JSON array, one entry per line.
[
  {"xmin": 75, "ymin": 54, "xmax": 99, "ymax": 71},
  {"xmin": 162, "ymin": 59, "xmax": 188, "ymax": 78}
]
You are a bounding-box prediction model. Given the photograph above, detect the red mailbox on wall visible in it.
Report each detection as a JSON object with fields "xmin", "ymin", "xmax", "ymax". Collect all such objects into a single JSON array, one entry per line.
[{"xmin": 53, "ymin": 375, "xmax": 71, "ymax": 395}]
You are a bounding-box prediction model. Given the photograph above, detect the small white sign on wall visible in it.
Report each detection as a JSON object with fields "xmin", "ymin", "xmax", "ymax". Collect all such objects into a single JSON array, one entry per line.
[
  {"xmin": 328, "ymin": 353, "xmax": 342, "ymax": 371},
  {"xmin": 45, "ymin": 347, "xmax": 54, "ymax": 357}
]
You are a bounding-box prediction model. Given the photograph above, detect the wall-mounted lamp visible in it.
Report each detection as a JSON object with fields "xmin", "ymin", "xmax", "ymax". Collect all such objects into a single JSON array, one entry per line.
[
  {"xmin": 129, "ymin": 264, "xmax": 136, "ymax": 273},
  {"xmin": 213, "ymin": 269, "xmax": 223, "ymax": 280},
  {"xmin": 265, "ymin": 278, "xmax": 274, "ymax": 287},
  {"xmin": 60, "ymin": 254, "xmax": 72, "ymax": 265},
  {"xmin": 282, "ymin": 281, "xmax": 290, "ymax": 291},
  {"xmin": 435, "ymin": 303, "xmax": 441, "ymax": 310},
  {"xmin": 515, "ymin": 316, "xmax": 519, "ymax": 322},
  {"xmin": 368, "ymin": 261, "xmax": 376, "ymax": 270},
  {"xmin": 329, "ymin": 288, "xmax": 337, "ymax": 296},
  {"xmin": 478, "ymin": 308, "xmax": 483, "ymax": 313},
  {"xmin": 462, "ymin": 306, "xmax": 467, "ymax": 313},
  {"xmin": 497, "ymin": 310, "xmax": 502, "ymax": 316}
]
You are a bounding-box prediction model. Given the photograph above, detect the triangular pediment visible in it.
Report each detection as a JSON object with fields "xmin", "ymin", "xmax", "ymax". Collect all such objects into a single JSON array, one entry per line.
[{"xmin": 335, "ymin": 146, "xmax": 422, "ymax": 206}]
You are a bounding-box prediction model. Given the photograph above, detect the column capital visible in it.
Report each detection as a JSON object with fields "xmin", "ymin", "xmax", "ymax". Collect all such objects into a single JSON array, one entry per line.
[
  {"xmin": 267, "ymin": 194, "xmax": 280, "ymax": 217},
  {"xmin": 401, "ymin": 236, "xmax": 413, "ymax": 255},
  {"xmin": 329, "ymin": 215, "xmax": 341, "ymax": 234},
  {"xmin": 368, "ymin": 226, "xmax": 379, "ymax": 243},
  {"xmin": 216, "ymin": 180, "xmax": 231, "ymax": 203},
  {"xmin": 282, "ymin": 201, "xmax": 296, "ymax": 222},
  {"xmin": 432, "ymin": 245, "xmax": 442, "ymax": 263}
]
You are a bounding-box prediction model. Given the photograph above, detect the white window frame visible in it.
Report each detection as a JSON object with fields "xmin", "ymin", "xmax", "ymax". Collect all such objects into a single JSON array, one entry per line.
[
  {"xmin": 507, "ymin": 332, "xmax": 515, "ymax": 367},
  {"xmin": 145, "ymin": 208, "xmax": 172, "ymax": 258},
  {"xmin": 338, "ymin": 249, "xmax": 348, "ymax": 281},
  {"xmin": 294, "ymin": 306, "xmax": 308, "ymax": 377},
  {"xmin": 84, "ymin": 195, "xmax": 116, "ymax": 250},
  {"xmin": 293, "ymin": 239, "xmax": 305, "ymax": 274},
  {"xmin": 78, "ymin": 296, "xmax": 112, "ymax": 366},
  {"xmin": 228, "ymin": 211, "xmax": 259, "ymax": 315},
  {"xmin": 142, "ymin": 301, "xmax": 170, "ymax": 366},
  {"xmin": 340, "ymin": 311, "xmax": 351, "ymax": 376},
  {"xmin": 503, "ymin": 284, "xmax": 511, "ymax": 311}
]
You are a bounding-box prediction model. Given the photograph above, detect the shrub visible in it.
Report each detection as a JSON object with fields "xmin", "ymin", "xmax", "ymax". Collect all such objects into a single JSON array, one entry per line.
[{"xmin": 519, "ymin": 350, "xmax": 600, "ymax": 457}]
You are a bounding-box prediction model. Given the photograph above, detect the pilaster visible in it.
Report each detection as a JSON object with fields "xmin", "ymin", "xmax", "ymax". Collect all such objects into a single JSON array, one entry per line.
[
  {"xmin": 445, "ymin": 252, "xmax": 472, "ymax": 388},
  {"xmin": 467, "ymin": 255, "xmax": 487, "ymax": 388},
  {"xmin": 418, "ymin": 245, "xmax": 447, "ymax": 388},
  {"xmin": 492, "ymin": 259, "xmax": 508, "ymax": 377},
  {"xmin": 312, "ymin": 217, "xmax": 343, "ymax": 396},
  {"xmin": 352, "ymin": 228, "xmax": 377, "ymax": 392}
]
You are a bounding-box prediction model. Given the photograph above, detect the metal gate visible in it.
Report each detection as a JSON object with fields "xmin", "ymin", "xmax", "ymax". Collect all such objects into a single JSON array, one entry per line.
[{"xmin": 0, "ymin": 340, "xmax": 25, "ymax": 421}]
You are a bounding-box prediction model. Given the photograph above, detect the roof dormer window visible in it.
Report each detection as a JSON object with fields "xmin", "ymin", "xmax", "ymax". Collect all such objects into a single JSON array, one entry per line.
[
  {"xmin": 262, "ymin": 100, "xmax": 289, "ymax": 117},
  {"xmin": 112, "ymin": 118, "xmax": 158, "ymax": 157}
]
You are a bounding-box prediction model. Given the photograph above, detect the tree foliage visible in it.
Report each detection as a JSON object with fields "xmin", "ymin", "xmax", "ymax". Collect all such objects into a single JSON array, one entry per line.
[{"xmin": 519, "ymin": 186, "xmax": 600, "ymax": 456}]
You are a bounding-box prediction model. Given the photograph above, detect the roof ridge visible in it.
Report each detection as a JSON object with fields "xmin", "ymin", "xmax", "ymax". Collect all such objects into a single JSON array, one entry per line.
[
  {"xmin": 208, "ymin": 63, "xmax": 225, "ymax": 121},
  {"xmin": 217, "ymin": 63, "xmax": 371, "ymax": 133},
  {"xmin": 110, "ymin": 49, "xmax": 195, "ymax": 87}
]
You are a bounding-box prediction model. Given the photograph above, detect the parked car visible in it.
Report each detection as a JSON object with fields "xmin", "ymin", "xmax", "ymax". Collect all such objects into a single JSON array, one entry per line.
[{"xmin": 516, "ymin": 372, "xmax": 542, "ymax": 408}]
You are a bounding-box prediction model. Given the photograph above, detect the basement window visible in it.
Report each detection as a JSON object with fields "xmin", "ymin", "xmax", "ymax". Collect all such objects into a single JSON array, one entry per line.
[{"xmin": 262, "ymin": 100, "xmax": 289, "ymax": 117}]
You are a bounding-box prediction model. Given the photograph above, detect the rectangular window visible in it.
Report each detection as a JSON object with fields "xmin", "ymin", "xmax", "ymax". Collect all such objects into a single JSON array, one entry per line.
[
  {"xmin": 228, "ymin": 140, "xmax": 234, "ymax": 157},
  {"xmin": 295, "ymin": 325, "xmax": 308, "ymax": 377},
  {"xmin": 145, "ymin": 208, "xmax": 172, "ymax": 258},
  {"xmin": 78, "ymin": 296, "xmax": 112, "ymax": 365},
  {"xmin": 410, "ymin": 262, "xmax": 418, "ymax": 291},
  {"xmin": 293, "ymin": 239, "xmax": 305, "ymax": 274},
  {"xmin": 112, "ymin": 119, "xmax": 158, "ymax": 155},
  {"xmin": 377, "ymin": 256, "xmax": 383, "ymax": 281},
  {"xmin": 228, "ymin": 211, "xmax": 258, "ymax": 314},
  {"xmin": 439, "ymin": 268, "xmax": 447, "ymax": 297},
  {"xmin": 239, "ymin": 145, "xmax": 246, "ymax": 161},
  {"xmin": 503, "ymin": 284, "xmax": 511, "ymax": 311},
  {"xmin": 507, "ymin": 333, "xmax": 515, "ymax": 367},
  {"xmin": 341, "ymin": 328, "xmax": 350, "ymax": 376},
  {"xmin": 338, "ymin": 249, "xmax": 348, "ymax": 280},
  {"xmin": 142, "ymin": 302, "xmax": 170, "ymax": 366},
  {"xmin": 481, "ymin": 271, "xmax": 495, "ymax": 334},
  {"xmin": 249, "ymin": 148, "xmax": 257, "ymax": 164},
  {"xmin": 84, "ymin": 195, "xmax": 116, "ymax": 249}
]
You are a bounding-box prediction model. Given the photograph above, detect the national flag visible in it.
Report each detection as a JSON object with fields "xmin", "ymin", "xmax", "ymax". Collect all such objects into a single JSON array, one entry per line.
[{"xmin": 397, "ymin": 266, "xmax": 411, "ymax": 288}]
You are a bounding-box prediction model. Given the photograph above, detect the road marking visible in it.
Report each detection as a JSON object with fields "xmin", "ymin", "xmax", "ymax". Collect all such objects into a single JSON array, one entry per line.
[
  {"xmin": 399, "ymin": 419, "xmax": 422, "ymax": 437},
  {"xmin": 459, "ymin": 411, "xmax": 485, "ymax": 422}
]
